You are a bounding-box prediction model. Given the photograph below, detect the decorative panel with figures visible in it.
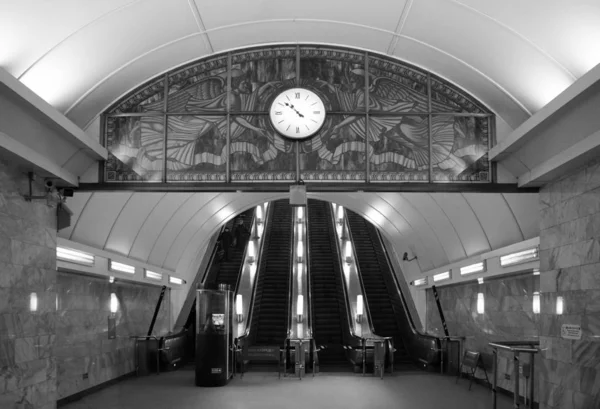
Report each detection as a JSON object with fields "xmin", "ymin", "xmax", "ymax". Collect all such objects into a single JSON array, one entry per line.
[{"xmin": 103, "ymin": 45, "xmax": 494, "ymax": 184}]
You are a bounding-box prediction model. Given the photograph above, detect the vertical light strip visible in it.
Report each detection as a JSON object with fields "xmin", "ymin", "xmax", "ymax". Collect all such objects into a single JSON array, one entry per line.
[
  {"xmin": 477, "ymin": 293, "xmax": 484, "ymax": 314},
  {"xmin": 556, "ymin": 296, "xmax": 564, "ymax": 315},
  {"xmin": 533, "ymin": 292, "xmax": 540, "ymax": 314}
]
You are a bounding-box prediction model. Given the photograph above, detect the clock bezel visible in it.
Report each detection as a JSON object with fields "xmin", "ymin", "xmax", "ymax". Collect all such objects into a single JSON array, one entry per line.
[{"xmin": 268, "ymin": 87, "xmax": 327, "ymax": 141}]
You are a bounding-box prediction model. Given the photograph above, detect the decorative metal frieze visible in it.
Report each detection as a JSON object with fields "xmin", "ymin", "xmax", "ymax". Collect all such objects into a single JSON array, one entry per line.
[{"xmin": 103, "ymin": 45, "xmax": 493, "ymax": 184}]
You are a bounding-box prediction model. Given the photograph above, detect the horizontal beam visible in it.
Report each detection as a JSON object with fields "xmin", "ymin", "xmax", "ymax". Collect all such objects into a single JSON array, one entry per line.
[{"xmin": 77, "ymin": 182, "xmax": 538, "ymax": 193}]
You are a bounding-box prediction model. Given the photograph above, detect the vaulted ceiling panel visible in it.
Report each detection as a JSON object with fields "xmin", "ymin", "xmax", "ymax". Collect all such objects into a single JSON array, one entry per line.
[
  {"xmin": 103, "ymin": 192, "xmax": 166, "ymax": 256},
  {"xmin": 69, "ymin": 192, "xmax": 133, "ymax": 248},
  {"xmin": 502, "ymin": 193, "xmax": 541, "ymax": 240},
  {"xmin": 461, "ymin": 193, "xmax": 524, "ymax": 250},
  {"xmin": 127, "ymin": 193, "xmax": 193, "ymax": 261},
  {"xmin": 18, "ymin": 0, "xmax": 199, "ymax": 112},
  {"xmin": 61, "ymin": 191, "xmax": 92, "ymax": 240},
  {"xmin": 147, "ymin": 192, "xmax": 219, "ymax": 267}
]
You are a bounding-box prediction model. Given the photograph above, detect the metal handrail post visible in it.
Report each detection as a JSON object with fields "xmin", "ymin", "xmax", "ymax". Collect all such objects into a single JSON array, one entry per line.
[
  {"xmin": 492, "ymin": 348, "xmax": 498, "ymax": 409},
  {"xmin": 362, "ymin": 339, "xmax": 366, "ymax": 376},
  {"xmin": 529, "ymin": 352, "xmax": 535, "ymax": 409},
  {"xmin": 513, "ymin": 351, "xmax": 520, "ymax": 409}
]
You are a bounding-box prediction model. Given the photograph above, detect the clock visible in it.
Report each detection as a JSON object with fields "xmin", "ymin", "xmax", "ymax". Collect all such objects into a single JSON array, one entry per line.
[{"xmin": 269, "ymin": 88, "xmax": 326, "ymax": 140}]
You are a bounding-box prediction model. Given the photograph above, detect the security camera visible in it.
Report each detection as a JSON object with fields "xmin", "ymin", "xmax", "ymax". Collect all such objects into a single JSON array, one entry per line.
[{"xmin": 44, "ymin": 179, "xmax": 55, "ymax": 190}]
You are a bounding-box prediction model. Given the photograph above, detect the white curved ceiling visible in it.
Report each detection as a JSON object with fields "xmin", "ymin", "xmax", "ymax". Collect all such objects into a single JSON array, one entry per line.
[
  {"xmin": 61, "ymin": 191, "xmax": 540, "ymax": 283},
  {"xmin": 3, "ymin": 0, "xmax": 600, "ymax": 136}
]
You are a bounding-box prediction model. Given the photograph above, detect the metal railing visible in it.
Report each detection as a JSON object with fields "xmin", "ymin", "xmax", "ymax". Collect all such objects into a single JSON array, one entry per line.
[{"xmin": 489, "ymin": 341, "xmax": 539, "ymax": 409}]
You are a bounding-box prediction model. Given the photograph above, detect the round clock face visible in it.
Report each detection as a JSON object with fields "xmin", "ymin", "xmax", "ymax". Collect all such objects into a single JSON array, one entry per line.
[{"xmin": 269, "ymin": 88, "xmax": 326, "ymax": 140}]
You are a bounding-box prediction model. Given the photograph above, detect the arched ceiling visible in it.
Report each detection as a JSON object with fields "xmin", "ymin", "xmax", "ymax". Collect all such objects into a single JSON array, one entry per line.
[
  {"xmin": 60, "ymin": 191, "xmax": 540, "ymax": 284},
  {"xmin": 3, "ymin": 0, "xmax": 600, "ymax": 136}
]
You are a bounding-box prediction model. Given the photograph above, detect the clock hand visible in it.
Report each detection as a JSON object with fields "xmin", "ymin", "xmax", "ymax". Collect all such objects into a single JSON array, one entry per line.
[{"xmin": 284, "ymin": 102, "xmax": 304, "ymax": 118}]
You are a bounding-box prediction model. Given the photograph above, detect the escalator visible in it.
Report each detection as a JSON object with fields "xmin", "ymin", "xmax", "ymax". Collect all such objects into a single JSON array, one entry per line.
[
  {"xmin": 250, "ymin": 199, "xmax": 293, "ymax": 347},
  {"xmin": 307, "ymin": 199, "xmax": 353, "ymax": 371},
  {"xmin": 346, "ymin": 210, "xmax": 412, "ymax": 366}
]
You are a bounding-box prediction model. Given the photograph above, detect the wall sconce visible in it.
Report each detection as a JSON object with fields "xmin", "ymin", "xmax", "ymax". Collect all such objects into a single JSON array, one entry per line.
[
  {"xmin": 297, "ymin": 241, "xmax": 304, "ymax": 263},
  {"xmin": 556, "ymin": 296, "xmax": 564, "ymax": 315},
  {"xmin": 344, "ymin": 241, "xmax": 352, "ymax": 263},
  {"xmin": 356, "ymin": 295, "xmax": 363, "ymax": 323},
  {"xmin": 297, "ymin": 295, "xmax": 304, "ymax": 322},
  {"xmin": 477, "ymin": 293, "xmax": 485, "ymax": 314},
  {"xmin": 533, "ymin": 292, "xmax": 540, "ymax": 314},
  {"xmin": 110, "ymin": 293, "xmax": 118, "ymax": 315},
  {"xmin": 109, "ymin": 276, "xmax": 115, "ymax": 283},
  {"xmin": 236, "ymin": 294, "xmax": 243, "ymax": 322},
  {"xmin": 29, "ymin": 292, "xmax": 38, "ymax": 312}
]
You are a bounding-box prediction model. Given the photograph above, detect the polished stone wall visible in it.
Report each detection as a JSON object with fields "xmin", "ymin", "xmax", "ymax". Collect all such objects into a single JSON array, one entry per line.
[
  {"xmin": 56, "ymin": 271, "xmax": 170, "ymax": 400},
  {"xmin": 426, "ymin": 273, "xmax": 540, "ymax": 397},
  {"xmin": 0, "ymin": 159, "xmax": 58, "ymax": 409},
  {"xmin": 538, "ymin": 158, "xmax": 600, "ymax": 409}
]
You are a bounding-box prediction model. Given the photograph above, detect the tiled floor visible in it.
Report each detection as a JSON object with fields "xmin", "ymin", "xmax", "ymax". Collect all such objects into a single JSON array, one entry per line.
[{"xmin": 61, "ymin": 370, "xmax": 514, "ymax": 409}]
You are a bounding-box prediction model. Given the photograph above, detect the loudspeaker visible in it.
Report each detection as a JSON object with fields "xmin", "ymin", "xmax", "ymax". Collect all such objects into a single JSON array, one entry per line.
[
  {"xmin": 57, "ymin": 203, "xmax": 73, "ymax": 231},
  {"xmin": 289, "ymin": 184, "xmax": 307, "ymax": 207}
]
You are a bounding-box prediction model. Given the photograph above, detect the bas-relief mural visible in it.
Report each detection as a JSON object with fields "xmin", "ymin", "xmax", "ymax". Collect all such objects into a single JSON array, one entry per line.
[{"xmin": 104, "ymin": 46, "xmax": 491, "ymax": 183}]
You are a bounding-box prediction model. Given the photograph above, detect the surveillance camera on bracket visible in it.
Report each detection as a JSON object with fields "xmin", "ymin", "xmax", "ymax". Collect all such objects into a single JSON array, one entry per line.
[{"xmin": 403, "ymin": 252, "xmax": 418, "ymax": 262}]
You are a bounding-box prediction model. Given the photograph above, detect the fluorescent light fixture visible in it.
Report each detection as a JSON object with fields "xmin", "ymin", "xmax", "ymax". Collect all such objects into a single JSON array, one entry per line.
[
  {"xmin": 477, "ymin": 293, "xmax": 485, "ymax": 314},
  {"xmin": 413, "ymin": 277, "xmax": 428, "ymax": 287},
  {"xmin": 556, "ymin": 296, "xmax": 564, "ymax": 315},
  {"xmin": 29, "ymin": 292, "xmax": 38, "ymax": 312},
  {"xmin": 533, "ymin": 292, "xmax": 540, "ymax": 314},
  {"xmin": 145, "ymin": 270, "xmax": 162, "ymax": 280},
  {"xmin": 297, "ymin": 207, "xmax": 303, "ymax": 220},
  {"xmin": 433, "ymin": 271, "xmax": 451, "ymax": 282},
  {"xmin": 500, "ymin": 247, "xmax": 539, "ymax": 267},
  {"xmin": 110, "ymin": 260, "xmax": 135, "ymax": 275},
  {"xmin": 297, "ymin": 224, "xmax": 303, "ymax": 241},
  {"xmin": 337, "ymin": 205, "xmax": 344, "ymax": 223},
  {"xmin": 247, "ymin": 241, "xmax": 255, "ymax": 261},
  {"xmin": 356, "ymin": 295, "xmax": 364, "ymax": 323},
  {"xmin": 56, "ymin": 246, "xmax": 94, "ymax": 265},
  {"xmin": 110, "ymin": 293, "xmax": 118, "ymax": 313},
  {"xmin": 344, "ymin": 241, "xmax": 352, "ymax": 261},
  {"xmin": 478, "ymin": 277, "xmax": 484, "ymax": 285},
  {"xmin": 460, "ymin": 261, "xmax": 486, "ymax": 276},
  {"xmin": 533, "ymin": 269, "xmax": 540, "ymax": 276},
  {"xmin": 297, "ymin": 262, "xmax": 303, "ymax": 277},
  {"xmin": 297, "ymin": 241, "xmax": 304, "ymax": 262},
  {"xmin": 169, "ymin": 276, "xmax": 185, "ymax": 285}
]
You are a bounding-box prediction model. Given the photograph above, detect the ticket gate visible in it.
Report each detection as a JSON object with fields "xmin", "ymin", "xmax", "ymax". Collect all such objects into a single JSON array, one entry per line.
[{"xmin": 195, "ymin": 287, "xmax": 234, "ymax": 386}]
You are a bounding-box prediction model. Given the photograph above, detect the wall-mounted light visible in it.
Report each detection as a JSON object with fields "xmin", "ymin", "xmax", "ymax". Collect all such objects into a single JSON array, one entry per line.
[
  {"xmin": 110, "ymin": 260, "xmax": 135, "ymax": 275},
  {"xmin": 556, "ymin": 296, "xmax": 564, "ymax": 315},
  {"xmin": 297, "ymin": 295, "xmax": 304, "ymax": 322},
  {"xmin": 533, "ymin": 269, "xmax": 540, "ymax": 276},
  {"xmin": 500, "ymin": 247, "xmax": 539, "ymax": 267},
  {"xmin": 236, "ymin": 294, "xmax": 243, "ymax": 322},
  {"xmin": 356, "ymin": 295, "xmax": 364, "ymax": 323},
  {"xmin": 56, "ymin": 246, "xmax": 94, "ymax": 266},
  {"xmin": 433, "ymin": 271, "xmax": 450, "ymax": 282},
  {"xmin": 29, "ymin": 292, "xmax": 38, "ymax": 312},
  {"xmin": 477, "ymin": 293, "xmax": 485, "ymax": 314},
  {"xmin": 109, "ymin": 276, "xmax": 115, "ymax": 284},
  {"xmin": 110, "ymin": 293, "xmax": 118, "ymax": 314},
  {"xmin": 169, "ymin": 276, "xmax": 186, "ymax": 285},
  {"xmin": 478, "ymin": 277, "xmax": 484, "ymax": 285},
  {"xmin": 533, "ymin": 292, "xmax": 540, "ymax": 314},
  {"xmin": 145, "ymin": 270, "xmax": 162, "ymax": 281},
  {"xmin": 461, "ymin": 261, "xmax": 486, "ymax": 276},
  {"xmin": 344, "ymin": 241, "xmax": 352, "ymax": 262},
  {"xmin": 297, "ymin": 241, "xmax": 304, "ymax": 262},
  {"xmin": 413, "ymin": 277, "xmax": 428, "ymax": 287}
]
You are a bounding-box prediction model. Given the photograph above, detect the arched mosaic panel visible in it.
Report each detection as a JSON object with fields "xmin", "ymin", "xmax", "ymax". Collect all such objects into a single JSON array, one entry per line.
[{"xmin": 103, "ymin": 45, "xmax": 493, "ymax": 183}]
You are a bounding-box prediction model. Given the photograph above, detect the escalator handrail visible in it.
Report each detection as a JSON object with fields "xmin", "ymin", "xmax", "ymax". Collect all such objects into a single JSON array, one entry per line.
[
  {"xmin": 236, "ymin": 204, "xmax": 272, "ymax": 342},
  {"xmin": 343, "ymin": 211, "xmax": 380, "ymax": 339},
  {"xmin": 373, "ymin": 228, "xmax": 439, "ymax": 343}
]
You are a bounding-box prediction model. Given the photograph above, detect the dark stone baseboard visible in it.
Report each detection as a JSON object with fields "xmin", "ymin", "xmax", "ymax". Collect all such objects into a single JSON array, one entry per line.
[{"xmin": 57, "ymin": 371, "xmax": 137, "ymax": 407}]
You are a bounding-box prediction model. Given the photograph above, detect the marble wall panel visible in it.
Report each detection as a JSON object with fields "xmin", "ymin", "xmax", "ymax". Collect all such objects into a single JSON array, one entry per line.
[
  {"xmin": 0, "ymin": 158, "xmax": 57, "ymax": 409},
  {"xmin": 55, "ymin": 270, "xmax": 170, "ymax": 400},
  {"xmin": 538, "ymin": 156, "xmax": 600, "ymax": 408},
  {"xmin": 426, "ymin": 273, "xmax": 540, "ymax": 398}
]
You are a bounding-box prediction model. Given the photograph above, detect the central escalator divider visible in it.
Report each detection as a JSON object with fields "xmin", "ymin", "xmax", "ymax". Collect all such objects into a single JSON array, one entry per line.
[
  {"xmin": 307, "ymin": 199, "xmax": 353, "ymax": 371},
  {"xmin": 346, "ymin": 210, "xmax": 412, "ymax": 366},
  {"xmin": 250, "ymin": 200, "xmax": 293, "ymax": 361}
]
